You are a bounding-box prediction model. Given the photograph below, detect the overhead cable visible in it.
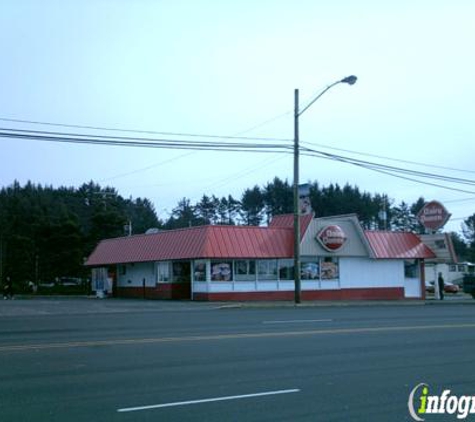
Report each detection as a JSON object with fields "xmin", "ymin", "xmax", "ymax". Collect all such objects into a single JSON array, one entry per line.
[{"xmin": 0, "ymin": 117, "xmax": 290, "ymax": 143}]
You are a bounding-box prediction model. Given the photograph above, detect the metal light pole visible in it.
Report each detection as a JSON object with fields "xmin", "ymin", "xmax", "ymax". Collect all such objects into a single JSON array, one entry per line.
[{"xmin": 293, "ymin": 75, "xmax": 357, "ymax": 304}]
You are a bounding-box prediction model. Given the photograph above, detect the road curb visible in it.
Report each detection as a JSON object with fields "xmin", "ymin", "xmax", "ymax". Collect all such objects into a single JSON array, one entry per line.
[{"xmin": 215, "ymin": 299, "xmax": 475, "ymax": 309}]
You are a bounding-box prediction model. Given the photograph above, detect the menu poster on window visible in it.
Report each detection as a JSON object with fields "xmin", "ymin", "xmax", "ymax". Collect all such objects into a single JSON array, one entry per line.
[
  {"xmin": 194, "ymin": 262, "xmax": 206, "ymax": 282},
  {"xmin": 321, "ymin": 261, "xmax": 339, "ymax": 280},
  {"xmin": 301, "ymin": 262, "xmax": 319, "ymax": 280},
  {"xmin": 211, "ymin": 262, "xmax": 232, "ymax": 281}
]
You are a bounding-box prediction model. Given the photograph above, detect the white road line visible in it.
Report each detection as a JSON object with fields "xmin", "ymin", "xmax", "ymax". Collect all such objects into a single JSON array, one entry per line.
[
  {"xmin": 117, "ymin": 388, "xmax": 301, "ymax": 413},
  {"xmin": 263, "ymin": 319, "xmax": 333, "ymax": 324}
]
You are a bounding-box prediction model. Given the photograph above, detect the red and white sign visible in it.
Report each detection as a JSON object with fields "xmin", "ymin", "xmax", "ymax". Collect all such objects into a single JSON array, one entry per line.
[
  {"xmin": 417, "ymin": 200, "xmax": 451, "ymax": 231},
  {"xmin": 317, "ymin": 225, "xmax": 347, "ymax": 252}
]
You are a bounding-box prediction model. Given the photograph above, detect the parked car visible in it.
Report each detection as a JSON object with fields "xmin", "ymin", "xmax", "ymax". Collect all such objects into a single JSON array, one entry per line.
[
  {"xmin": 38, "ymin": 281, "xmax": 55, "ymax": 288},
  {"xmin": 425, "ymin": 280, "xmax": 459, "ymax": 294},
  {"xmin": 57, "ymin": 277, "xmax": 82, "ymax": 287},
  {"xmin": 444, "ymin": 282, "xmax": 459, "ymax": 294}
]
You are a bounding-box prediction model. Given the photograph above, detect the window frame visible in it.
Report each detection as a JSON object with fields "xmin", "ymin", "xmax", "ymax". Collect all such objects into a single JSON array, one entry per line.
[
  {"xmin": 257, "ymin": 259, "xmax": 278, "ymax": 281},
  {"xmin": 321, "ymin": 257, "xmax": 339, "ymax": 280},
  {"xmin": 234, "ymin": 260, "xmax": 256, "ymax": 281},
  {"xmin": 278, "ymin": 259, "xmax": 294, "ymax": 281},
  {"xmin": 210, "ymin": 261, "xmax": 233, "ymax": 282},
  {"xmin": 193, "ymin": 260, "xmax": 207, "ymax": 282}
]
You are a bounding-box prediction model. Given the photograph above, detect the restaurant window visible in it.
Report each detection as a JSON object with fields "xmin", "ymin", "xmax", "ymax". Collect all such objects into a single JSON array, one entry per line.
[
  {"xmin": 120, "ymin": 265, "xmax": 127, "ymax": 276},
  {"xmin": 257, "ymin": 259, "xmax": 277, "ymax": 280},
  {"xmin": 321, "ymin": 257, "xmax": 339, "ymax": 280},
  {"xmin": 234, "ymin": 260, "xmax": 256, "ymax": 281},
  {"xmin": 404, "ymin": 260, "xmax": 419, "ymax": 278},
  {"xmin": 172, "ymin": 261, "xmax": 191, "ymax": 283},
  {"xmin": 449, "ymin": 265, "xmax": 456, "ymax": 272},
  {"xmin": 211, "ymin": 261, "xmax": 233, "ymax": 281},
  {"xmin": 193, "ymin": 261, "xmax": 207, "ymax": 282},
  {"xmin": 301, "ymin": 260, "xmax": 319, "ymax": 280},
  {"xmin": 156, "ymin": 262, "xmax": 170, "ymax": 283},
  {"xmin": 278, "ymin": 259, "xmax": 294, "ymax": 280},
  {"xmin": 458, "ymin": 265, "xmax": 466, "ymax": 272}
]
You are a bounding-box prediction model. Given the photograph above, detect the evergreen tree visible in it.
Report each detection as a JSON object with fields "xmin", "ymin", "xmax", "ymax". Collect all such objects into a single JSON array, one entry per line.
[
  {"xmin": 391, "ymin": 201, "xmax": 417, "ymax": 232},
  {"xmin": 195, "ymin": 194, "xmax": 218, "ymax": 225},
  {"xmin": 0, "ymin": 181, "xmax": 161, "ymax": 285},
  {"xmin": 165, "ymin": 197, "xmax": 201, "ymax": 229},
  {"xmin": 125, "ymin": 198, "xmax": 161, "ymax": 234},
  {"xmin": 240, "ymin": 186, "xmax": 264, "ymax": 226},
  {"xmin": 263, "ymin": 177, "xmax": 293, "ymax": 221}
]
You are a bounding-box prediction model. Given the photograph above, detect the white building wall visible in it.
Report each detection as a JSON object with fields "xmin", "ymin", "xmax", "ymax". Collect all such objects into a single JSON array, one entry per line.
[
  {"xmin": 193, "ymin": 282, "xmax": 208, "ymax": 293},
  {"xmin": 340, "ymin": 258, "xmax": 403, "ymax": 289},
  {"xmin": 404, "ymin": 277, "xmax": 421, "ymax": 298},
  {"xmin": 233, "ymin": 282, "xmax": 258, "ymax": 292},
  {"xmin": 117, "ymin": 262, "xmax": 155, "ymax": 288},
  {"xmin": 209, "ymin": 282, "xmax": 233, "ymax": 293},
  {"xmin": 195, "ymin": 258, "xmax": 406, "ymax": 293}
]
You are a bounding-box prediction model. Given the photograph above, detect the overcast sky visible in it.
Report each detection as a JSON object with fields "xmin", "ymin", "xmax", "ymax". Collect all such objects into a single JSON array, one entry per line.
[{"xmin": 1, "ymin": 0, "xmax": 474, "ymax": 234}]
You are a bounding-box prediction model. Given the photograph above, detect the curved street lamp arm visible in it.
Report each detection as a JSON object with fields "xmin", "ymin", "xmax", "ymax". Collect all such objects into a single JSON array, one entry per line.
[{"xmin": 297, "ymin": 75, "xmax": 357, "ymax": 117}]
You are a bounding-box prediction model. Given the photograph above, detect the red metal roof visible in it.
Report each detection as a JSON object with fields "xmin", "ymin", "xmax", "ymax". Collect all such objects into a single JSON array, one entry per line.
[
  {"xmin": 269, "ymin": 213, "xmax": 313, "ymax": 237},
  {"xmin": 86, "ymin": 217, "xmax": 437, "ymax": 267},
  {"xmin": 364, "ymin": 231, "xmax": 436, "ymax": 259},
  {"xmin": 85, "ymin": 225, "xmax": 293, "ymax": 266}
]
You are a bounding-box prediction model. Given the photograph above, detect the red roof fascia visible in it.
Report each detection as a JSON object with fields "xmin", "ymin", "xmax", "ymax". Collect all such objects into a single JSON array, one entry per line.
[{"xmin": 364, "ymin": 231, "xmax": 436, "ymax": 259}]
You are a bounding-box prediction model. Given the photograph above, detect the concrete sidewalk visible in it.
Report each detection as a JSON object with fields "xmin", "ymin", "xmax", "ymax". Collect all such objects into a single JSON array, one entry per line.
[
  {"xmin": 216, "ymin": 295, "xmax": 475, "ymax": 309},
  {"xmin": 1, "ymin": 294, "xmax": 473, "ymax": 317}
]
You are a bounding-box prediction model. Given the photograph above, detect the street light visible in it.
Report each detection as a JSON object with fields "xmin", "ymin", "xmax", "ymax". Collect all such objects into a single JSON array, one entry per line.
[{"xmin": 293, "ymin": 75, "xmax": 357, "ymax": 304}]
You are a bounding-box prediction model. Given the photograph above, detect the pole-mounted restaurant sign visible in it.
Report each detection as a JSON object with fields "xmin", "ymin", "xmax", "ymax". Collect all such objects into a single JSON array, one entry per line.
[{"xmin": 417, "ymin": 200, "xmax": 451, "ymax": 231}]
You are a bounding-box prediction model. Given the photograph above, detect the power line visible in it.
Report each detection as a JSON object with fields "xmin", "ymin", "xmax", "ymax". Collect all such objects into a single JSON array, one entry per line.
[
  {"xmin": 3, "ymin": 116, "xmax": 474, "ymax": 176},
  {"xmin": 89, "ymin": 107, "xmax": 295, "ymax": 183},
  {"xmin": 98, "ymin": 151, "xmax": 196, "ymax": 183},
  {"xmin": 4, "ymin": 126, "xmax": 475, "ymax": 195},
  {"xmin": 302, "ymin": 146, "xmax": 475, "ymax": 186},
  {"xmin": 0, "ymin": 128, "xmax": 293, "ymax": 153},
  {"xmin": 0, "ymin": 117, "xmax": 290, "ymax": 143},
  {"xmin": 301, "ymin": 146, "xmax": 475, "ymax": 195},
  {"xmin": 201, "ymin": 154, "xmax": 287, "ymax": 192},
  {"xmin": 301, "ymin": 140, "xmax": 475, "ymax": 175}
]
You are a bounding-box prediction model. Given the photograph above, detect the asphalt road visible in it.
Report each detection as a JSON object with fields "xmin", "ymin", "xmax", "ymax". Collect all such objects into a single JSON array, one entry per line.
[{"xmin": 1, "ymin": 298, "xmax": 475, "ymax": 422}]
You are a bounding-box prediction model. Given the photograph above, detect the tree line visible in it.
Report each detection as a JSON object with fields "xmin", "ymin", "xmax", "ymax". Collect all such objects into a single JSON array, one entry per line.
[
  {"xmin": 0, "ymin": 178, "xmax": 473, "ymax": 287},
  {"xmin": 0, "ymin": 181, "xmax": 159, "ymax": 287}
]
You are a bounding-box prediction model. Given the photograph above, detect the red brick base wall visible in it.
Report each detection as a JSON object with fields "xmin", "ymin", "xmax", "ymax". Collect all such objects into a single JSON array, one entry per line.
[
  {"xmin": 193, "ymin": 287, "xmax": 405, "ymax": 301},
  {"xmin": 116, "ymin": 283, "xmax": 191, "ymax": 300},
  {"xmin": 114, "ymin": 286, "xmax": 405, "ymax": 301}
]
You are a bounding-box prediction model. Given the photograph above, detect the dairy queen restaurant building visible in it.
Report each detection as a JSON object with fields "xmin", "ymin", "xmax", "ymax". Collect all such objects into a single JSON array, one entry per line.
[{"xmin": 84, "ymin": 213, "xmax": 441, "ymax": 301}]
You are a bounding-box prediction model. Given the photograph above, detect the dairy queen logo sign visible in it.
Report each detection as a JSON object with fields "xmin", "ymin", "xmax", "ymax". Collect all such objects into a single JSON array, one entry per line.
[
  {"xmin": 417, "ymin": 200, "xmax": 451, "ymax": 231},
  {"xmin": 317, "ymin": 225, "xmax": 347, "ymax": 252}
]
